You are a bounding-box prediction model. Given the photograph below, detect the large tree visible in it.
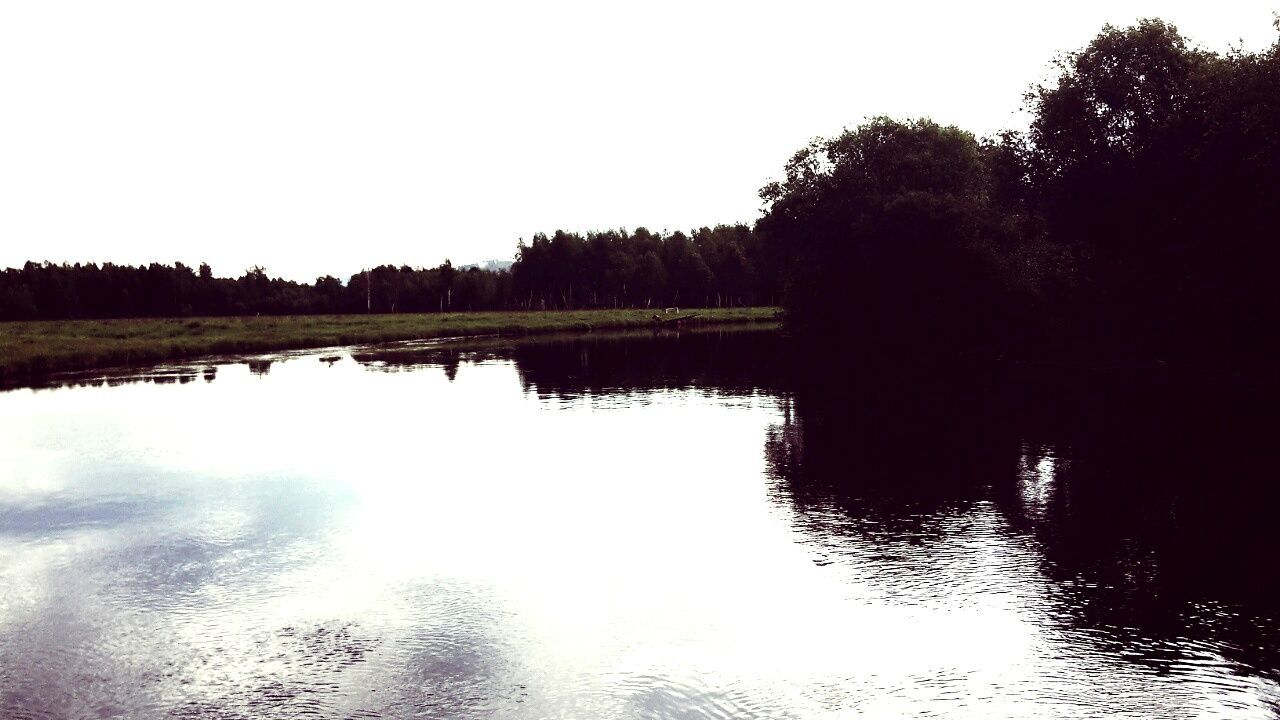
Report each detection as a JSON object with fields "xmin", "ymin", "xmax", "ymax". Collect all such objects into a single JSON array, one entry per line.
[
  {"xmin": 1027, "ymin": 19, "xmax": 1280, "ymax": 358},
  {"xmin": 759, "ymin": 117, "xmax": 1014, "ymax": 353}
]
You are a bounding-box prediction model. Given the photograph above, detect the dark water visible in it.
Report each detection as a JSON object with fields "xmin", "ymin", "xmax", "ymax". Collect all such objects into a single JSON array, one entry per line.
[{"xmin": 2, "ymin": 326, "xmax": 1278, "ymax": 718}]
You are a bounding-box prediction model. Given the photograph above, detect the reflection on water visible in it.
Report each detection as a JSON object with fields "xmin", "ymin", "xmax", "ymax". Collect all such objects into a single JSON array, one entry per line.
[{"xmin": 1, "ymin": 326, "xmax": 1278, "ymax": 718}]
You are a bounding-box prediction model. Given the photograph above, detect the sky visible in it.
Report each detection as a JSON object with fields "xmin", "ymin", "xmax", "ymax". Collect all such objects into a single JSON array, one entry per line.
[{"xmin": 1, "ymin": 2, "xmax": 1276, "ymax": 282}]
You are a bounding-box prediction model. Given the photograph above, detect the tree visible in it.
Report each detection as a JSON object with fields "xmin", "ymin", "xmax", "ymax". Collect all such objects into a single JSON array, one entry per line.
[
  {"xmin": 1026, "ymin": 18, "xmax": 1280, "ymax": 358},
  {"xmin": 759, "ymin": 117, "xmax": 1013, "ymax": 352}
]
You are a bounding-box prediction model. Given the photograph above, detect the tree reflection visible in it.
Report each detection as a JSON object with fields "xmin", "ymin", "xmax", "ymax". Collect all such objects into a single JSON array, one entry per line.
[
  {"xmin": 349, "ymin": 324, "xmax": 788, "ymax": 399},
  {"xmin": 765, "ymin": 363, "xmax": 1280, "ymax": 683},
  {"xmin": 509, "ymin": 326, "xmax": 788, "ymax": 399}
]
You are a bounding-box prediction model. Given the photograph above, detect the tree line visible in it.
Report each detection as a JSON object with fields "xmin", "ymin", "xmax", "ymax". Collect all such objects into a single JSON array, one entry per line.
[
  {"xmin": 510, "ymin": 225, "xmax": 777, "ymax": 310},
  {"xmin": 4, "ymin": 18, "xmax": 1278, "ymax": 364},
  {"xmin": 0, "ymin": 223, "xmax": 775, "ymax": 320},
  {"xmin": 0, "ymin": 261, "xmax": 515, "ymax": 319},
  {"xmin": 763, "ymin": 18, "xmax": 1280, "ymax": 363}
]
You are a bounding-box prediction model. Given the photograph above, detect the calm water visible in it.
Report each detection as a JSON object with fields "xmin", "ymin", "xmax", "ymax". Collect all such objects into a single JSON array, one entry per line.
[{"xmin": 2, "ymin": 327, "xmax": 1279, "ymax": 719}]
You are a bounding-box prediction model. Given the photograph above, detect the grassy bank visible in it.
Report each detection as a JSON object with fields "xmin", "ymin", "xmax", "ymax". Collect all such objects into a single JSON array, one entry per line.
[{"xmin": 0, "ymin": 307, "xmax": 779, "ymax": 383}]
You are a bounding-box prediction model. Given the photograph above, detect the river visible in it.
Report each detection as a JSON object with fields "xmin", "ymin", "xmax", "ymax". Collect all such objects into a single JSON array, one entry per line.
[{"xmin": 1, "ymin": 326, "xmax": 1278, "ymax": 718}]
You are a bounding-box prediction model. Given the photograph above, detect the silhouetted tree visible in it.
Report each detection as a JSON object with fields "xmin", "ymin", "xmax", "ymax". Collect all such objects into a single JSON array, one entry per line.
[
  {"xmin": 1024, "ymin": 18, "xmax": 1280, "ymax": 360},
  {"xmin": 759, "ymin": 117, "xmax": 1017, "ymax": 353}
]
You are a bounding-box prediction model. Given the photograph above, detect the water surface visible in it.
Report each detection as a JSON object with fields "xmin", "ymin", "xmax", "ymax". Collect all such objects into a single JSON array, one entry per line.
[{"xmin": 2, "ymin": 327, "xmax": 1278, "ymax": 718}]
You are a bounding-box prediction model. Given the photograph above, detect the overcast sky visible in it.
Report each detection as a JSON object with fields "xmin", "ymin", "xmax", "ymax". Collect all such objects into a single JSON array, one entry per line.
[{"xmin": 2, "ymin": 2, "xmax": 1276, "ymax": 281}]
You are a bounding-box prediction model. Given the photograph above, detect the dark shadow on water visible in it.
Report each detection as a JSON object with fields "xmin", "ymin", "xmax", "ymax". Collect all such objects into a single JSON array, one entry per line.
[
  {"xmin": 350, "ymin": 324, "xmax": 789, "ymax": 397},
  {"xmin": 9, "ymin": 368, "xmax": 208, "ymax": 392},
  {"xmin": 247, "ymin": 359, "xmax": 273, "ymax": 376},
  {"xmin": 508, "ymin": 326, "xmax": 789, "ymax": 400},
  {"xmin": 764, "ymin": 358, "xmax": 1280, "ymax": 684}
]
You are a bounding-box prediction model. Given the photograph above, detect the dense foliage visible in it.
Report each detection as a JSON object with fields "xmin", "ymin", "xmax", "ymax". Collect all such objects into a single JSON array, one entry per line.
[
  {"xmin": 1025, "ymin": 20, "xmax": 1280, "ymax": 360},
  {"xmin": 763, "ymin": 19, "xmax": 1280, "ymax": 362}
]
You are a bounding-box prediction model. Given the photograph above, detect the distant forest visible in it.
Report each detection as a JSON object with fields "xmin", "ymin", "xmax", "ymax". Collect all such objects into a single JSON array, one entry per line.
[
  {"xmin": 0, "ymin": 223, "xmax": 774, "ymax": 319},
  {"xmin": 4, "ymin": 19, "xmax": 1279, "ymax": 362}
]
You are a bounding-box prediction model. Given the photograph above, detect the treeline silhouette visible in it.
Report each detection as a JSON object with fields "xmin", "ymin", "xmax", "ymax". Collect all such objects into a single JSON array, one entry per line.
[
  {"xmin": 0, "ymin": 261, "xmax": 510, "ymax": 319},
  {"xmin": 511, "ymin": 225, "xmax": 777, "ymax": 310},
  {"xmin": 763, "ymin": 19, "xmax": 1280, "ymax": 362},
  {"xmin": 5, "ymin": 18, "xmax": 1278, "ymax": 365},
  {"xmin": 0, "ymin": 224, "xmax": 774, "ymax": 320}
]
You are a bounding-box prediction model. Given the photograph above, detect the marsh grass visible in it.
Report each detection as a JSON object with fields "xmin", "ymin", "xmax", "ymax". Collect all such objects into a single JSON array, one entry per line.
[{"xmin": 0, "ymin": 308, "xmax": 778, "ymax": 382}]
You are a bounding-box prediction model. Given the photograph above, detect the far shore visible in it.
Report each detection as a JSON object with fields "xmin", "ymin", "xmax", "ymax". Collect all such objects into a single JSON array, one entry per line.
[{"xmin": 0, "ymin": 308, "xmax": 779, "ymax": 384}]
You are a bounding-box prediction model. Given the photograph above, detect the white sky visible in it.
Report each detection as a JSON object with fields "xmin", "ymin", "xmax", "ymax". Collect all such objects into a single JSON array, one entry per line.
[{"xmin": 1, "ymin": 1, "xmax": 1276, "ymax": 282}]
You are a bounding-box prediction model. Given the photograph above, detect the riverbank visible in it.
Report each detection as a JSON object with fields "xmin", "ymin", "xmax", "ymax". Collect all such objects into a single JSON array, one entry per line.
[{"xmin": 0, "ymin": 308, "xmax": 779, "ymax": 384}]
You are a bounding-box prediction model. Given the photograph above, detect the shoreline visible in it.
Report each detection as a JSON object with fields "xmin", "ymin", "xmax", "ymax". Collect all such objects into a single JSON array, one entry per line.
[{"xmin": 0, "ymin": 308, "xmax": 779, "ymax": 386}]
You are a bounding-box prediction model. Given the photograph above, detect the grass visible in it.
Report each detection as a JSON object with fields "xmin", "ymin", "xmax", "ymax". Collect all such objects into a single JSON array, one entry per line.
[{"xmin": 0, "ymin": 307, "xmax": 780, "ymax": 383}]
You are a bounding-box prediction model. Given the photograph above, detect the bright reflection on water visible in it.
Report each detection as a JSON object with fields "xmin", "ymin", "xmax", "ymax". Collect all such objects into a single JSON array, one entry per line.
[{"xmin": 1, "ymin": 327, "xmax": 1279, "ymax": 719}]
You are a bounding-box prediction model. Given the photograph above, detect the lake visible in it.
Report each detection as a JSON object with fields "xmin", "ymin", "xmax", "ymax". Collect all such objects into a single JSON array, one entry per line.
[{"xmin": 2, "ymin": 326, "xmax": 1278, "ymax": 719}]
